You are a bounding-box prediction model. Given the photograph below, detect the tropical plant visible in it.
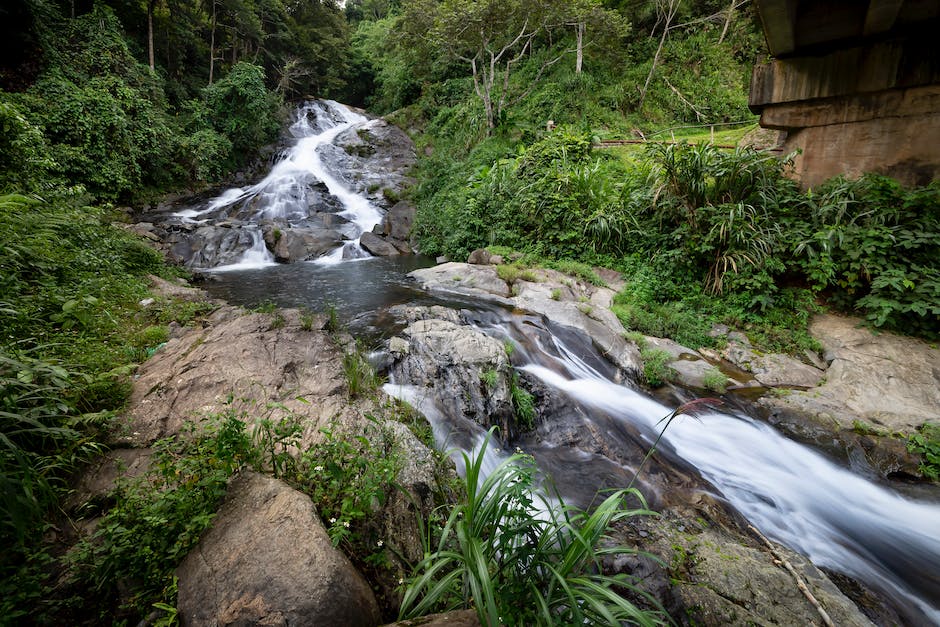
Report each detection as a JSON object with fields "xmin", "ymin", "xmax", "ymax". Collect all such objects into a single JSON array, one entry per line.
[{"xmin": 399, "ymin": 429, "xmax": 665, "ymax": 625}]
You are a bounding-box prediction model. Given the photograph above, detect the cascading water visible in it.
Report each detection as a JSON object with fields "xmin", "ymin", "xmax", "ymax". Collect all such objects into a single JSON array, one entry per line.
[
  {"xmin": 174, "ymin": 100, "xmax": 384, "ymax": 270},
  {"xmin": 178, "ymin": 103, "xmax": 940, "ymax": 624},
  {"xmin": 386, "ymin": 311, "xmax": 940, "ymax": 625}
]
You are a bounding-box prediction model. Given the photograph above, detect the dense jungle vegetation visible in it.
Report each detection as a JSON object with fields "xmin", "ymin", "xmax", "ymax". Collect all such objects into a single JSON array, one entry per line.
[{"xmin": 1, "ymin": 0, "xmax": 938, "ymax": 623}]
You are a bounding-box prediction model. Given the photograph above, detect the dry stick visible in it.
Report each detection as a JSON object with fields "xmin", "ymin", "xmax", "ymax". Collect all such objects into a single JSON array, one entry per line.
[{"xmin": 747, "ymin": 524, "xmax": 835, "ymax": 627}]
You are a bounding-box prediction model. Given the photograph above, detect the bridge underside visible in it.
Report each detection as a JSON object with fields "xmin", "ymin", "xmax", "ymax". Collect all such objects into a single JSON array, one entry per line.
[{"xmin": 749, "ymin": 0, "xmax": 940, "ymax": 187}]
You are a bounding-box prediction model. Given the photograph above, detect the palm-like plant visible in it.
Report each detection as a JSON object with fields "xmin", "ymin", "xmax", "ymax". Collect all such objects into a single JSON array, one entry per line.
[{"xmin": 399, "ymin": 429, "xmax": 666, "ymax": 626}]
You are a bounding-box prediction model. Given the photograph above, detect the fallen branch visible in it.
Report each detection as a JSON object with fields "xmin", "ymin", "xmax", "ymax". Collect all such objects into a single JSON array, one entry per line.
[
  {"xmin": 747, "ymin": 524, "xmax": 835, "ymax": 627},
  {"xmin": 663, "ymin": 77, "xmax": 705, "ymax": 122}
]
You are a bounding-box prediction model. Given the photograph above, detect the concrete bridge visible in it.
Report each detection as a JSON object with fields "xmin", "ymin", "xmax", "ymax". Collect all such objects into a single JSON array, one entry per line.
[{"xmin": 749, "ymin": 0, "xmax": 940, "ymax": 187}]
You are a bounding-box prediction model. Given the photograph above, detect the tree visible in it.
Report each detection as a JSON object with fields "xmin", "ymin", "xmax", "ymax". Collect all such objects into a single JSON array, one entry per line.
[{"xmin": 401, "ymin": 0, "xmax": 580, "ymax": 132}]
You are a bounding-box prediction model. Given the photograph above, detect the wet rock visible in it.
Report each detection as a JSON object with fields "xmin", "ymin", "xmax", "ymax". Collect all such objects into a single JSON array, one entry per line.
[
  {"xmin": 176, "ymin": 471, "xmax": 380, "ymax": 627},
  {"xmin": 389, "ymin": 311, "xmax": 516, "ymax": 440},
  {"xmin": 263, "ymin": 225, "xmax": 342, "ymax": 262},
  {"xmin": 164, "ymin": 224, "xmax": 258, "ymax": 268},
  {"xmin": 322, "ymin": 118, "xmax": 417, "ymax": 207},
  {"xmin": 629, "ymin": 514, "xmax": 876, "ymax": 627},
  {"xmin": 409, "ymin": 263, "xmax": 642, "ymax": 377},
  {"xmin": 305, "ymin": 180, "xmax": 344, "ymax": 213},
  {"xmin": 361, "ymin": 231, "xmax": 402, "ymax": 256},
  {"xmin": 381, "ymin": 201, "xmax": 416, "ymax": 252}
]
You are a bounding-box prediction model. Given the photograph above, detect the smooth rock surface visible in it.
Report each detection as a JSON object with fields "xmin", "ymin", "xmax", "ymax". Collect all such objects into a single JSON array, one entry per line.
[
  {"xmin": 176, "ymin": 471, "xmax": 380, "ymax": 627},
  {"xmin": 118, "ymin": 307, "xmax": 366, "ymax": 446},
  {"xmin": 760, "ymin": 314, "xmax": 940, "ymax": 433},
  {"xmin": 361, "ymin": 231, "xmax": 402, "ymax": 256}
]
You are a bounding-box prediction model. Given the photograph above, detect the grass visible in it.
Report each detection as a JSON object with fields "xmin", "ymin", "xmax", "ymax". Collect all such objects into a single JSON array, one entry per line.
[
  {"xmin": 602, "ymin": 123, "xmax": 760, "ymax": 163},
  {"xmin": 399, "ymin": 429, "xmax": 665, "ymax": 626},
  {"xmin": 639, "ymin": 348, "xmax": 677, "ymax": 388}
]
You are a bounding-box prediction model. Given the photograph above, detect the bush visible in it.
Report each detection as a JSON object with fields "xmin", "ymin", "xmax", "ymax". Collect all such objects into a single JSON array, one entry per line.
[
  {"xmin": 203, "ymin": 62, "xmax": 281, "ymax": 166},
  {"xmin": 399, "ymin": 431, "xmax": 665, "ymax": 625},
  {"xmin": 780, "ymin": 175, "xmax": 940, "ymax": 337}
]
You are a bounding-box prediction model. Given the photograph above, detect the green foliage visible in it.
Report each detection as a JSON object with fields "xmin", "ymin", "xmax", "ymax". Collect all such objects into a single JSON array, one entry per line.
[
  {"xmin": 70, "ymin": 410, "xmax": 258, "ymax": 618},
  {"xmin": 639, "ymin": 348, "xmax": 676, "ymax": 388},
  {"xmin": 342, "ymin": 348, "xmax": 384, "ymax": 398},
  {"xmin": 0, "ymin": 99, "xmax": 58, "ymax": 192},
  {"xmin": 780, "ymin": 175, "xmax": 940, "ymax": 337},
  {"xmin": 702, "ymin": 368, "xmax": 728, "ymax": 394},
  {"xmin": 203, "ymin": 62, "xmax": 281, "ymax": 167},
  {"xmin": 399, "ymin": 430, "xmax": 665, "ymax": 625},
  {"xmin": 298, "ymin": 418, "xmax": 402, "ymax": 553},
  {"xmin": 509, "ymin": 372, "xmax": 536, "ymax": 430},
  {"xmin": 908, "ymin": 423, "xmax": 940, "ymax": 482},
  {"xmin": 547, "ymin": 259, "xmax": 606, "ymax": 286}
]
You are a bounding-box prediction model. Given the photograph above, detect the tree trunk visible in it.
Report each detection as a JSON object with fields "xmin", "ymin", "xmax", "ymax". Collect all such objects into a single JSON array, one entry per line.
[
  {"xmin": 638, "ymin": 0, "xmax": 679, "ymax": 109},
  {"xmin": 575, "ymin": 22, "xmax": 584, "ymax": 75},
  {"xmin": 208, "ymin": 0, "xmax": 216, "ymax": 85},
  {"xmin": 147, "ymin": 0, "xmax": 155, "ymax": 72},
  {"xmin": 718, "ymin": 0, "xmax": 735, "ymax": 44}
]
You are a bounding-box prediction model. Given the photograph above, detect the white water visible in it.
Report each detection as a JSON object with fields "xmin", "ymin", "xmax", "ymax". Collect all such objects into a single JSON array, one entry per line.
[
  {"xmin": 520, "ymin": 339, "xmax": 940, "ymax": 624},
  {"xmin": 178, "ymin": 100, "xmax": 384, "ymax": 270}
]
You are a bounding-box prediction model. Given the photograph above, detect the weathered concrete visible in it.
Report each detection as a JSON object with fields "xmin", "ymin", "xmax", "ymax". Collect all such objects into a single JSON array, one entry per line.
[{"xmin": 751, "ymin": 1, "xmax": 940, "ymax": 186}]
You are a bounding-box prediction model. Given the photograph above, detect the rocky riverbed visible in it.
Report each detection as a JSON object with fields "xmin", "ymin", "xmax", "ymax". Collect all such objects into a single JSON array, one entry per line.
[{"xmin": 64, "ymin": 258, "xmax": 940, "ymax": 625}]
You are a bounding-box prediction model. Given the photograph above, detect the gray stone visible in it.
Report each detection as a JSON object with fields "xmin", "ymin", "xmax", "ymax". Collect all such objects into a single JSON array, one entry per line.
[
  {"xmin": 269, "ymin": 226, "xmax": 342, "ymax": 262},
  {"xmin": 723, "ymin": 341, "xmax": 825, "ymax": 388},
  {"xmin": 761, "ymin": 314, "xmax": 940, "ymax": 433},
  {"xmin": 410, "ymin": 262, "xmax": 512, "ymax": 299},
  {"xmin": 467, "ymin": 248, "xmax": 494, "ymax": 265},
  {"xmin": 176, "ymin": 472, "xmax": 380, "ymax": 627},
  {"xmin": 383, "ymin": 201, "xmax": 416, "ymax": 243},
  {"xmin": 360, "ymin": 231, "xmax": 401, "ymax": 256},
  {"xmin": 389, "ymin": 336, "xmax": 410, "ymax": 354},
  {"xmin": 630, "ymin": 516, "xmax": 876, "ymax": 627},
  {"xmin": 119, "ymin": 307, "xmax": 366, "ymax": 447}
]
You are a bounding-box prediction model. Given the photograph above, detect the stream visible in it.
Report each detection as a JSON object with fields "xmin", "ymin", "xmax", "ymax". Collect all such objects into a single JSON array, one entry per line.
[{"xmin": 169, "ymin": 101, "xmax": 940, "ymax": 625}]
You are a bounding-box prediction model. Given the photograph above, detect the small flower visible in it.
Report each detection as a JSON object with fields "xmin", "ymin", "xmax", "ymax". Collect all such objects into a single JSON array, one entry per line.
[
  {"xmin": 377, "ymin": 540, "xmax": 384, "ymax": 548},
  {"xmin": 329, "ymin": 517, "xmax": 337, "ymax": 524},
  {"xmin": 398, "ymin": 577, "xmax": 405, "ymax": 585},
  {"xmin": 314, "ymin": 465, "xmax": 324, "ymax": 472},
  {"xmin": 343, "ymin": 521, "xmax": 350, "ymax": 528}
]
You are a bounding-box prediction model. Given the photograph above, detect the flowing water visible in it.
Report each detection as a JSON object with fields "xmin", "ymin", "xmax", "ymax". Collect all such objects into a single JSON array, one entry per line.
[
  {"xmin": 174, "ymin": 100, "xmax": 382, "ymax": 270},
  {"xmin": 188, "ymin": 102, "xmax": 940, "ymax": 625}
]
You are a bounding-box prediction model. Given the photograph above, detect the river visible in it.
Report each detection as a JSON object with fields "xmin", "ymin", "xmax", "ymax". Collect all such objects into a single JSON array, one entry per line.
[{"xmin": 168, "ymin": 101, "xmax": 940, "ymax": 625}]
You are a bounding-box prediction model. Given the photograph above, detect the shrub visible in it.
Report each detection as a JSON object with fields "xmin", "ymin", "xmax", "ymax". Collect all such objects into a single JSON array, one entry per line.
[
  {"xmin": 639, "ymin": 348, "xmax": 677, "ymax": 387},
  {"xmin": 204, "ymin": 62, "xmax": 281, "ymax": 166},
  {"xmin": 399, "ymin": 431, "xmax": 664, "ymax": 626}
]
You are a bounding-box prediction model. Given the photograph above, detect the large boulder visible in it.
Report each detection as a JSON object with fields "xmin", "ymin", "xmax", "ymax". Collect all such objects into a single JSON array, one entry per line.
[
  {"xmin": 408, "ymin": 262, "xmax": 642, "ymax": 377},
  {"xmin": 361, "ymin": 231, "xmax": 402, "ymax": 256},
  {"xmin": 321, "ymin": 118, "xmax": 417, "ymax": 207},
  {"xmin": 621, "ymin": 513, "xmax": 878, "ymax": 627},
  {"xmin": 164, "ymin": 224, "xmax": 257, "ymax": 268},
  {"xmin": 761, "ymin": 314, "xmax": 940, "ymax": 433},
  {"xmin": 266, "ymin": 226, "xmax": 343, "ymax": 262},
  {"xmin": 388, "ymin": 307, "xmax": 517, "ymax": 442},
  {"xmin": 382, "ymin": 201, "xmax": 416, "ymax": 244},
  {"xmin": 722, "ymin": 338, "xmax": 825, "ymax": 388},
  {"xmin": 118, "ymin": 307, "xmax": 366, "ymax": 447},
  {"xmin": 177, "ymin": 471, "xmax": 380, "ymax": 627}
]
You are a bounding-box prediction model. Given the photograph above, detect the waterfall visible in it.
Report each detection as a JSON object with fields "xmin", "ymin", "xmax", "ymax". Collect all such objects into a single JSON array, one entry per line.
[
  {"xmin": 388, "ymin": 311, "xmax": 940, "ymax": 625},
  {"xmin": 176, "ymin": 100, "xmax": 384, "ymax": 270}
]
